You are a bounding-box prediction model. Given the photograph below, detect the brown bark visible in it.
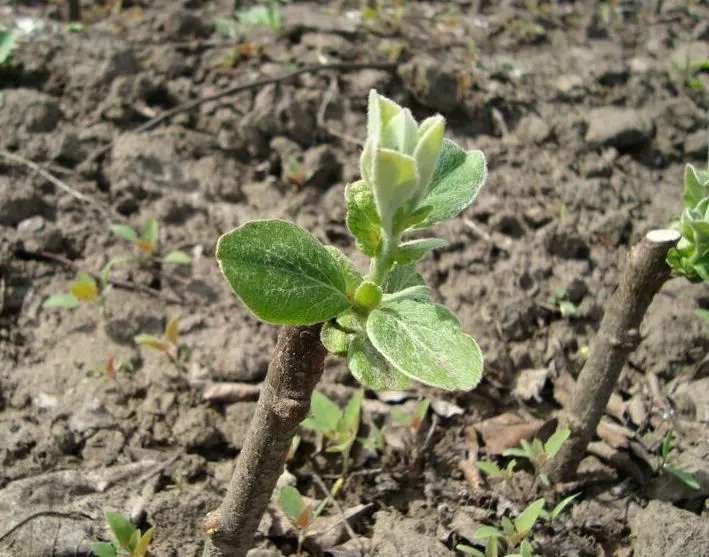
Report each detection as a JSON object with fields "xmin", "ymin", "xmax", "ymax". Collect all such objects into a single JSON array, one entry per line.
[
  {"xmin": 543, "ymin": 230, "xmax": 680, "ymax": 482},
  {"xmin": 202, "ymin": 325, "xmax": 326, "ymax": 557}
]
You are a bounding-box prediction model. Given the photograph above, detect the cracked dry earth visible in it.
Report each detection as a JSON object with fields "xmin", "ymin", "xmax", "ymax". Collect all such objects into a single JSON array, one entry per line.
[{"xmin": 1, "ymin": 1, "xmax": 709, "ymax": 556}]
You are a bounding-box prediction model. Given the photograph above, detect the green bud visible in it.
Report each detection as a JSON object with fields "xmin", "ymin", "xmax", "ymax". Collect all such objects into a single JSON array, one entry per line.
[
  {"xmin": 413, "ymin": 115, "xmax": 445, "ymax": 196},
  {"xmin": 354, "ymin": 281, "xmax": 383, "ymax": 311}
]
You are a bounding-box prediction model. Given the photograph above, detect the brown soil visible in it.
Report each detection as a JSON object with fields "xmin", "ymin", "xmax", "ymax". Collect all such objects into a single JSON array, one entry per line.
[{"xmin": 1, "ymin": 1, "xmax": 709, "ymax": 557}]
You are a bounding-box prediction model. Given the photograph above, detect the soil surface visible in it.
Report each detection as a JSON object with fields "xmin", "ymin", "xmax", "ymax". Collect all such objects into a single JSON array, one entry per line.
[{"xmin": 1, "ymin": 1, "xmax": 709, "ymax": 557}]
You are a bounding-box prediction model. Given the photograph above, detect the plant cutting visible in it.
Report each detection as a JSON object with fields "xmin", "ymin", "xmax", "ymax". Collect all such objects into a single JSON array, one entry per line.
[
  {"xmin": 544, "ymin": 162, "xmax": 709, "ymax": 482},
  {"xmin": 201, "ymin": 90, "xmax": 487, "ymax": 557}
]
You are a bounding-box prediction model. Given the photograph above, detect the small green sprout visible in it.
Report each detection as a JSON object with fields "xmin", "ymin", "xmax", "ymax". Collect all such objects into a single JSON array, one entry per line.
[
  {"xmin": 301, "ymin": 390, "xmax": 364, "ymax": 476},
  {"xmin": 216, "ymin": 90, "xmax": 487, "ymax": 393},
  {"xmin": 391, "ymin": 398, "xmax": 430, "ymax": 434},
  {"xmin": 278, "ymin": 485, "xmax": 329, "ymax": 557},
  {"xmin": 43, "ymin": 271, "xmax": 112, "ymax": 314},
  {"xmin": 503, "ymin": 427, "xmax": 570, "ymax": 486},
  {"xmin": 111, "ymin": 219, "xmax": 191, "ymax": 265},
  {"xmin": 547, "ymin": 287, "xmax": 578, "ymax": 318},
  {"xmin": 135, "ymin": 315, "xmax": 189, "ymax": 366},
  {"xmin": 666, "ymin": 164, "xmax": 709, "ymax": 282},
  {"xmin": 477, "ymin": 458, "xmax": 517, "ymax": 482},
  {"xmin": 657, "ymin": 428, "xmax": 700, "ymax": 490},
  {"xmin": 87, "ymin": 355, "xmax": 135, "ymax": 381},
  {"xmin": 91, "ymin": 511, "xmax": 154, "ymax": 557}
]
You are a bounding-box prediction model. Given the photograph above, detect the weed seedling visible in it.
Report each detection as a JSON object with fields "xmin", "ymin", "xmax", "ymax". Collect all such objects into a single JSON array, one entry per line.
[
  {"xmin": 43, "ymin": 270, "xmax": 110, "ymax": 313},
  {"xmin": 477, "ymin": 458, "xmax": 517, "ymax": 482},
  {"xmin": 547, "ymin": 287, "xmax": 578, "ymax": 318},
  {"xmin": 657, "ymin": 428, "xmax": 700, "ymax": 490},
  {"xmin": 503, "ymin": 427, "xmax": 570, "ymax": 486},
  {"xmin": 91, "ymin": 511, "xmax": 154, "ymax": 557},
  {"xmin": 278, "ymin": 485, "xmax": 329, "ymax": 557},
  {"xmin": 111, "ymin": 218, "xmax": 191, "ymax": 267},
  {"xmin": 300, "ymin": 390, "xmax": 364, "ymax": 476},
  {"xmin": 134, "ymin": 315, "xmax": 189, "ymax": 369},
  {"xmin": 391, "ymin": 397, "xmax": 430, "ymax": 434}
]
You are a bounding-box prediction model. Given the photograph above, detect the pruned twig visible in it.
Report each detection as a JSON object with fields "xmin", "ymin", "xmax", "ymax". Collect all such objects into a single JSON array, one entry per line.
[
  {"xmin": 202, "ymin": 325, "xmax": 326, "ymax": 557},
  {"xmin": 543, "ymin": 229, "xmax": 681, "ymax": 482}
]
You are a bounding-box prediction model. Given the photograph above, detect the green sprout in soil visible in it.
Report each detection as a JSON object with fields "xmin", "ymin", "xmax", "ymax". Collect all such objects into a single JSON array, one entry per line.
[
  {"xmin": 547, "ymin": 287, "xmax": 578, "ymax": 318},
  {"xmin": 135, "ymin": 315, "xmax": 189, "ymax": 368},
  {"xmin": 203, "ymin": 89, "xmax": 487, "ymax": 557},
  {"xmin": 456, "ymin": 495, "xmax": 578, "ymax": 557},
  {"xmin": 91, "ymin": 511, "xmax": 154, "ymax": 557},
  {"xmin": 503, "ymin": 427, "xmax": 570, "ymax": 486},
  {"xmin": 477, "ymin": 458, "xmax": 517, "ymax": 483},
  {"xmin": 300, "ymin": 389, "xmax": 363, "ymax": 477},
  {"xmin": 43, "ymin": 270, "xmax": 110, "ymax": 313},
  {"xmin": 657, "ymin": 428, "xmax": 700, "ymax": 490},
  {"xmin": 111, "ymin": 218, "xmax": 191, "ymax": 267},
  {"xmin": 278, "ymin": 485, "xmax": 330, "ymax": 557}
]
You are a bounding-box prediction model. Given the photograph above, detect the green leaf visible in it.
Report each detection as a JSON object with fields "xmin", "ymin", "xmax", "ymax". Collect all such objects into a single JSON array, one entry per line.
[
  {"xmin": 371, "ymin": 148, "xmax": 420, "ymax": 230},
  {"xmin": 501, "ymin": 517, "xmax": 515, "ymax": 535},
  {"xmin": 383, "ymin": 263, "xmax": 426, "ymax": 293},
  {"xmin": 544, "ymin": 427, "xmax": 570, "ymax": 458},
  {"xmin": 279, "ymin": 486, "xmax": 305, "ymax": 524},
  {"xmin": 519, "ymin": 540, "xmax": 534, "ymax": 557},
  {"xmin": 104, "ymin": 512, "xmax": 135, "ymax": 549},
  {"xmin": 382, "ymin": 285, "xmax": 431, "ymax": 304},
  {"xmin": 503, "ymin": 448, "xmax": 530, "ymax": 459},
  {"xmin": 661, "ymin": 429, "xmax": 673, "ymax": 460},
  {"xmin": 413, "ymin": 139, "xmax": 487, "ymax": 229},
  {"xmin": 473, "ymin": 526, "xmax": 504, "ymax": 539},
  {"xmin": 665, "ymin": 463, "xmax": 700, "ymax": 490},
  {"xmin": 142, "ymin": 219, "xmax": 159, "ymax": 243},
  {"xmin": 0, "ymin": 29, "xmax": 17, "ymax": 65},
  {"xmin": 321, "ymin": 321, "xmax": 350, "ymax": 357},
  {"xmin": 90, "ymin": 542, "xmax": 116, "ymax": 557},
  {"xmin": 695, "ymin": 308, "xmax": 709, "ymax": 322},
  {"xmin": 134, "ymin": 527, "xmax": 154, "ymax": 557},
  {"xmin": 111, "ymin": 223, "xmax": 137, "ymax": 243},
  {"xmin": 346, "ymin": 180, "xmax": 382, "ymax": 257},
  {"xmin": 477, "ymin": 460, "xmax": 504, "ymax": 477},
  {"xmin": 341, "ymin": 389, "xmax": 363, "ymax": 435},
  {"xmin": 216, "ymin": 220, "xmax": 352, "ymax": 325},
  {"xmin": 302, "ymin": 391, "xmax": 342, "ymax": 433},
  {"xmin": 163, "ymin": 250, "xmax": 191, "ymax": 264},
  {"xmin": 455, "ymin": 544, "xmax": 486, "ymax": 557},
  {"xmin": 325, "ymin": 245, "xmax": 363, "ymax": 297},
  {"xmin": 514, "ymin": 498, "xmax": 545, "ymax": 535},
  {"xmin": 394, "ymin": 237, "xmax": 448, "ymax": 264},
  {"xmin": 128, "ymin": 528, "xmax": 140, "ymax": 551},
  {"xmin": 347, "ymin": 335, "xmax": 409, "ymax": 390},
  {"xmin": 367, "ymin": 299, "xmax": 483, "ymax": 391},
  {"xmin": 683, "ymin": 164, "xmax": 709, "ymax": 210},
  {"xmin": 135, "ymin": 334, "xmax": 171, "ymax": 352},
  {"xmin": 43, "ymin": 293, "xmax": 80, "ymax": 309},
  {"xmin": 549, "ymin": 493, "xmax": 580, "ymax": 520}
]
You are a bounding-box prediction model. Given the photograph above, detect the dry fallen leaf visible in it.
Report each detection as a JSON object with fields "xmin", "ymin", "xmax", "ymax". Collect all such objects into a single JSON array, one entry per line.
[{"xmin": 473, "ymin": 412, "xmax": 544, "ymax": 454}]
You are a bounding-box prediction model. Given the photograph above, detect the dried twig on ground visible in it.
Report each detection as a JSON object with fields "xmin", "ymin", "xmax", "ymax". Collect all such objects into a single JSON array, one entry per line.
[
  {"xmin": 543, "ymin": 230, "xmax": 681, "ymax": 482},
  {"xmin": 202, "ymin": 325, "xmax": 326, "ymax": 557}
]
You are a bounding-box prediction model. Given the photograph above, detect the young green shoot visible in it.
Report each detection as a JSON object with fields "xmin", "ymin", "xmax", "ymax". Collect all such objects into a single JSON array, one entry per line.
[
  {"xmin": 135, "ymin": 315, "xmax": 189, "ymax": 368},
  {"xmin": 278, "ymin": 485, "xmax": 329, "ymax": 557},
  {"xmin": 91, "ymin": 511, "xmax": 154, "ymax": 557},
  {"xmin": 503, "ymin": 427, "xmax": 570, "ymax": 486},
  {"xmin": 477, "ymin": 458, "xmax": 517, "ymax": 482},
  {"xmin": 111, "ymin": 218, "xmax": 191, "ymax": 266},
  {"xmin": 547, "ymin": 287, "xmax": 578, "ymax": 318},
  {"xmin": 43, "ymin": 271, "xmax": 111, "ymax": 314},
  {"xmin": 300, "ymin": 390, "xmax": 364, "ymax": 477},
  {"xmin": 216, "ymin": 89, "xmax": 487, "ymax": 393},
  {"xmin": 657, "ymin": 428, "xmax": 700, "ymax": 490}
]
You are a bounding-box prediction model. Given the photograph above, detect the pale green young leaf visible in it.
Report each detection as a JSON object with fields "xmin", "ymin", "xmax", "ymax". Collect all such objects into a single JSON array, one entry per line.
[
  {"xmin": 142, "ymin": 219, "xmax": 159, "ymax": 243},
  {"xmin": 110, "ymin": 224, "xmax": 138, "ymax": 243},
  {"xmin": 394, "ymin": 238, "xmax": 448, "ymax": 265},
  {"xmin": 354, "ymin": 281, "xmax": 383, "ymax": 310},
  {"xmin": 514, "ymin": 498, "xmax": 545, "ymax": 535},
  {"xmin": 325, "ymin": 245, "xmax": 363, "ymax": 297},
  {"xmin": 43, "ymin": 293, "xmax": 80, "ymax": 309},
  {"xmin": 519, "ymin": 540, "xmax": 534, "ymax": 557},
  {"xmin": 104, "ymin": 512, "xmax": 135, "ymax": 549},
  {"xmin": 683, "ymin": 164, "xmax": 709, "ymax": 210},
  {"xmin": 345, "ymin": 180, "xmax": 382, "ymax": 257},
  {"xmin": 134, "ymin": 527, "xmax": 154, "ymax": 557},
  {"xmin": 414, "ymin": 139, "xmax": 487, "ymax": 229},
  {"xmin": 163, "ymin": 250, "xmax": 191, "ymax": 264},
  {"xmin": 664, "ymin": 463, "xmax": 700, "ymax": 490},
  {"xmin": 320, "ymin": 321, "xmax": 350, "ymax": 357},
  {"xmin": 531, "ymin": 438, "xmax": 544, "ymax": 457},
  {"xmin": 372, "ymin": 148, "xmax": 420, "ymax": 230},
  {"xmin": 544, "ymin": 427, "xmax": 570, "ymax": 458},
  {"xmin": 347, "ymin": 335, "xmax": 410, "ymax": 390},
  {"xmin": 90, "ymin": 542, "xmax": 116, "ymax": 557},
  {"xmin": 473, "ymin": 526, "xmax": 504, "ymax": 539},
  {"xmin": 477, "ymin": 460, "xmax": 504, "ymax": 477},
  {"xmin": 501, "ymin": 517, "xmax": 515, "ymax": 535},
  {"xmin": 413, "ymin": 115, "xmax": 445, "ymax": 192},
  {"xmin": 279, "ymin": 486, "xmax": 305, "ymax": 524},
  {"xmin": 381, "ymin": 285, "xmax": 431, "ymax": 304},
  {"xmin": 128, "ymin": 529, "xmax": 140, "ymax": 551},
  {"xmin": 367, "ymin": 299, "xmax": 483, "ymax": 391},
  {"xmin": 455, "ymin": 544, "xmax": 486, "ymax": 557},
  {"xmin": 549, "ymin": 493, "xmax": 580, "ymax": 520},
  {"xmin": 341, "ymin": 389, "xmax": 363, "ymax": 436},
  {"xmin": 216, "ymin": 220, "xmax": 351, "ymax": 324},
  {"xmin": 302, "ymin": 391, "xmax": 341, "ymax": 433},
  {"xmin": 383, "ymin": 263, "xmax": 427, "ymax": 293},
  {"xmin": 503, "ymin": 448, "xmax": 529, "ymax": 459}
]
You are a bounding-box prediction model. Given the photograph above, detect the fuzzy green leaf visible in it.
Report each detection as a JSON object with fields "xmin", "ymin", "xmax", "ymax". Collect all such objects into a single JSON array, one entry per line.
[
  {"xmin": 544, "ymin": 427, "xmax": 570, "ymax": 458},
  {"xmin": 341, "ymin": 389, "xmax": 363, "ymax": 437},
  {"xmin": 321, "ymin": 321, "xmax": 350, "ymax": 357},
  {"xmin": 366, "ymin": 299, "xmax": 483, "ymax": 391},
  {"xmin": 514, "ymin": 498, "xmax": 545, "ymax": 535},
  {"xmin": 346, "ymin": 180, "xmax": 382, "ymax": 257},
  {"xmin": 104, "ymin": 512, "xmax": 135, "ymax": 549},
  {"xmin": 347, "ymin": 335, "xmax": 409, "ymax": 390},
  {"xmin": 43, "ymin": 293, "xmax": 80, "ymax": 309},
  {"xmin": 163, "ymin": 250, "xmax": 191, "ymax": 264},
  {"xmin": 302, "ymin": 391, "xmax": 342, "ymax": 433},
  {"xmin": 110, "ymin": 224, "xmax": 138, "ymax": 243},
  {"xmin": 414, "ymin": 139, "xmax": 487, "ymax": 228},
  {"xmin": 279, "ymin": 486, "xmax": 305, "ymax": 524},
  {"xmin": 476, "ymin": 460, "xmax": 504, "ymax": 477},
  {"xmin": 383, "ymin": 263, "xmax": 427, "ymax": 294},
  {"xmin": 394, "ymin": 238, "xmax": 448, "ymax": 264},
  {"xmin": 325, "ymin": 245, "xmax": 363, "ymax": 297},
  {"xmin": 683, "ymin": 164, "xmax": 709, "ymax": 210},
  {"xmin": 216, "ymin": 220, "xmax": 351, "ymax": 324},
  {"xmin": 90, "ymin": 542, "xmax": 117, "ymax": 557},
  {"xmin": 502, "ymin": 447, "xmax": 529, "ymax": 459}
]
